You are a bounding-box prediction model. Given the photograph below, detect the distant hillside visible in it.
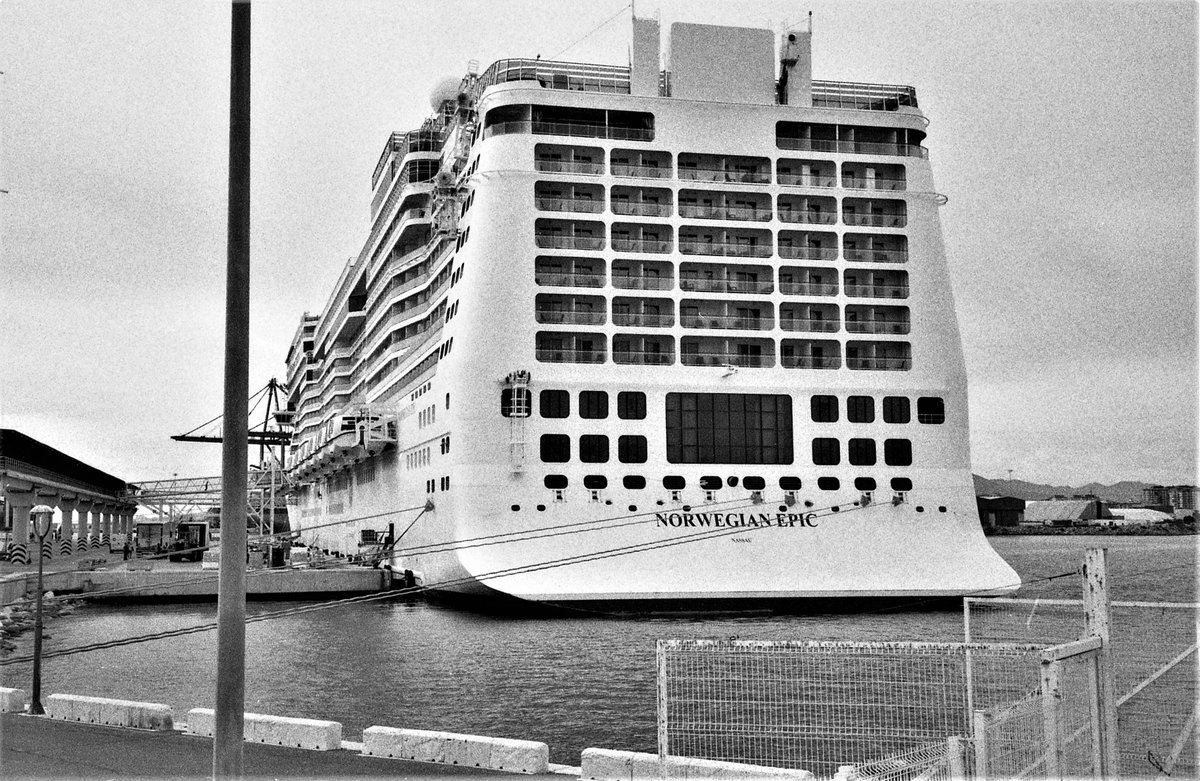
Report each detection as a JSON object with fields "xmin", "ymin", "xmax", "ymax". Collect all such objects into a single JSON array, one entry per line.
[{"xmin": 972, "ymin": 475, "xmax": 1154, "ymax": 503}]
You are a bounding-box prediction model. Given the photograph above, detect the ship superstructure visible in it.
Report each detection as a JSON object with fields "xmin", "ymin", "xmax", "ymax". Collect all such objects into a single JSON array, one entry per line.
[{"xmin": 283, "ymin": 18, "xmax": 1018, "ymax": 608}]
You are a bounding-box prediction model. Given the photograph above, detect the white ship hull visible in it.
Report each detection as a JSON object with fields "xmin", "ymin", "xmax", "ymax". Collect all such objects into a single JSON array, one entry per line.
[{"xmin": 282, "ymin": 18, "xmax": 1020, "ymax": 609}]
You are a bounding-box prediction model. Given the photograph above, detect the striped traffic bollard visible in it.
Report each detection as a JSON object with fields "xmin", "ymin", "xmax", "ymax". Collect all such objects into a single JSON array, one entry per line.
[
  {"xmin": 89, "ymin": 535, "xmax": 100, "ymax": 550},
  {"xmin": 41, "ymin": 541, "xmax": 53, "ymax": 561},
  {"xmin": 7, "ymin": 543, "xmax": 30, "ymax": 565},
  {"xmin": 59, "ymin": 539, "xmax": 72, "ymax": 557}
]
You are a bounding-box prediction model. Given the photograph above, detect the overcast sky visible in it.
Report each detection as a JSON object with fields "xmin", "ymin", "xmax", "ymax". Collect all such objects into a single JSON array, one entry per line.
[{"xmin": 1, "ymin": 1, "xmax": 1195, "ymax": 486}]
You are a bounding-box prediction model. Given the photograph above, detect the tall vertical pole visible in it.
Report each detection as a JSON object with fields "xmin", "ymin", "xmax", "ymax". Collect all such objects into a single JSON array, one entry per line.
[
  {"xmin": 214, "ymin": 2, "xmax": 251, "ymax": 779},
  {"xmin": 1082, "ymin": 547, "xmax": 1120, "ymax": 776}
]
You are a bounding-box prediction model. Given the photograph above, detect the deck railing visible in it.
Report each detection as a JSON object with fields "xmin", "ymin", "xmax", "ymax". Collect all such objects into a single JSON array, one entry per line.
[{"xmin": 678, "ymin": 240, "xmax": 772, "ymax": 258}]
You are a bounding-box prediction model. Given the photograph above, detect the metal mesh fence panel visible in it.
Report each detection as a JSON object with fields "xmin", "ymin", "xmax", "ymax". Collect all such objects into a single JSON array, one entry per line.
[
  {"xmin": 966, "ymin": 597, "xmax": 1198, "ymax": 779},
  {"xmin": 657, "ymin": 639, "xmax": 1042, "ymax": 779}
]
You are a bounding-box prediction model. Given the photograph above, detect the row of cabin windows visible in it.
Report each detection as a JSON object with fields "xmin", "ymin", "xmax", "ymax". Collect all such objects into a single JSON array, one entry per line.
[
  {"xmin": 811, "ymin": 395, "xmax": 945, "ymax": 424},
  {"xmin": 811, "ymin": 438, "xmax": 912, "ymax": 466},
  {"xmin": 540, "ymin": 434, "xmax": 648, "ymax": 464},
  {"xmin": 501, "ymin": 389, "xmax": 647, "ymax": 419},
  {"xmin": 542, "ymin": 474, "xmax": 914, "ymax": 493}
]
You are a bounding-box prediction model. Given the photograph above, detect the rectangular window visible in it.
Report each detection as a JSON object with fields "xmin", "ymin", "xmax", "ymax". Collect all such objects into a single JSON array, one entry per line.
[
  {"xmin": 810, "ymin": 395, "xmax": 839, "ymax": 423},
  {"xmin": 579, "ymin": 390, "xmax": 609, "ymax": 419},
  {"xmin": 618, "ymin": 391, "xmax": 647, "ymax": 420},
  {"xmin": 665, "ymin": 393, "xmax": 793, "ymax": 464},
  {"xmin": 618, "ymin": 435, "xmax": 648, "ymax": 463},
  {"xmin": 917, "ymin": 397, "xmax": 946, "ymax": 424},
  {"xmin": 848, "ymin": 438, "xmax": 877, "ymax": 466},
  {"xmin": 540, "ymin": 389, "xmax": 570, "ymax": 418},
  {"xmin": 884, "ymin": 438, "xmax": 913, "ymax": 466},
  {"xmin": 847, "ymin": 395, "xmax": 875, "ymax": 423},
  {"xmin": 812, "ymin": 437, "xmax": 840, "ymax": 465},
  {"xmin": 883, "ymin": 396, "xmax": 910, "ymax": 423},
  {"xmin": 501, "ymin": 388, "xmax": 531, "ymax": 417},
  {"xmin": 579, "ymin": 434, "xmax": 610, "ymax": 463},
  {"xmin": 540, "ymin": 434, "xmax": 570, "ymax": 463}
]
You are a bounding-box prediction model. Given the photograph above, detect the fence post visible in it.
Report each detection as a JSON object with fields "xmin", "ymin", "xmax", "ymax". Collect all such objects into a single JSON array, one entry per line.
[
  {"xmin": 1041, "ymin": 658, "xmax": 1063, "ymax": 780},
  {"xmin": 971, "ymin": 710, "xmax": 989, "ymax": 779},
  {"xmin": 656, "ymin": 639, "xmax": 669, "ymax": 775},
  {"xmin": 947, "ymin": 735, "xmax": 967, "ymax": 780},
  {"xmin": 1082, "ymin": 547, "xmax": 1120, "ymax": 776}
]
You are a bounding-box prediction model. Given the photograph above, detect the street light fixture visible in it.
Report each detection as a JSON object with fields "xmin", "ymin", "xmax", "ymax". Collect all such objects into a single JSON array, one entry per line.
[{"xmin": 29, "ymin": 504, "xmax": 54, "ymax": 716}]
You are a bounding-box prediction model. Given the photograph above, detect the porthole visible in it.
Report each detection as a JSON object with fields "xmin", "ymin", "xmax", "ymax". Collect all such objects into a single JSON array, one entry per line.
[
  {"xmin": 938, "ymin": 506, "xmax": 947, "ymax": 513},
  {"xmin": 743, "ymin": 476, "xmax": 766, "ymax": 491},
  {"xmin": 537, "ymin": 504, "xmax": 546, "ymax": 511},
  {"xmin": 916, "ymin": 506, "xmax": 925, "ymax": 512},
  {"xmin": 726, "ymin": 476, "xmax": 739, "ymax": 487},
  {"xmin": 511, "ymin": 504, "xmax": 520, "ymax": 511},
  {"xmin": 628, "ymin": 505, "xmax": 637, "ymax": 512}
]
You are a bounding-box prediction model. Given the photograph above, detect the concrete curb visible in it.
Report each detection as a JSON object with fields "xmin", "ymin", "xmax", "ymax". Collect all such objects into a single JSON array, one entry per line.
[
  {"xmin": 186, "ymin": 708, "xmax": 342, "ymax": 750},
  {"xmin": 363, "ymin": 725, "xmax": 551, "ymax": 774},
  {"xmin": 580, "ymin": 748, "xmax": 815, "ymax": 780},
  {"xmin": 0, "ymin": 687, "xmax": 27, "ymax": 713},
  {"xmin": 44, "ymin": 693, "xmax": 174, "ymax": 731}
]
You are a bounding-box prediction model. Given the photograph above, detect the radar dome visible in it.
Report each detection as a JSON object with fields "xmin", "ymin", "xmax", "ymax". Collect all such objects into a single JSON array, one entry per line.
[{"xmin": 429, "ymin": 77, "xmax": 462, "ymax": 110}]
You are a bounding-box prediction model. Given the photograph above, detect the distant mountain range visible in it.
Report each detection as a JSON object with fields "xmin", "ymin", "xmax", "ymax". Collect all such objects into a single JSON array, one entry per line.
[{"xmin": 972, "ymin": 475, "xmax": 1157, "ymax": 503}]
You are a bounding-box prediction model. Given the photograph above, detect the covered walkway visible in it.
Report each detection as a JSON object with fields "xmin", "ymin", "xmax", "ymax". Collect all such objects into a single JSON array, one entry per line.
[{"xmin": 0, "ymin": 430, "xmax": 137, "ymax": 565}]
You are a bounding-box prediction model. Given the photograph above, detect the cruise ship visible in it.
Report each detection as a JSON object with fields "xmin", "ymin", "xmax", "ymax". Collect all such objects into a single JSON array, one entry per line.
[{"xmin": 282, "ymin": 16, "xmax": 1019, "ymax": 610}]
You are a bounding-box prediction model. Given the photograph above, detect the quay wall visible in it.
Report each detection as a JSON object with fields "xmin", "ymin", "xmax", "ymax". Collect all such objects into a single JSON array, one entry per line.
[{"xmin": 37, "ymin": 568, "xmax": 387, "ymax": 601}]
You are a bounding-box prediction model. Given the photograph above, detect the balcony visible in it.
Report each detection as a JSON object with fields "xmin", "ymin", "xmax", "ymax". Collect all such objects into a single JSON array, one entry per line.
[
  {"xmin": 846, "ymin": 320, "xmax": 910, "ymax": 335},
  {"xmin": 841, "ymin": 175, "xmax": 907, "ymax": 191},
  {"xmin": 778, "ymin": 244, "xmax": 838, "ymax": 261},
  {"xmin": 536, "ymin": 197, "xmax": 604, "ymax": 214},
  {"xmin": 535, "ymin": 310, "xmax": 606, "ymax": 326},
  {"xmin": 535, "ymin": 234, "xmax": 605, "ymax": 250},
  {"xmin": 611, "ymin": 201, "xmax": 672, "ymax": 218},
  {"xmin": 677, "ymin": 204, "xmax": 771, "ymax": 222},
  {"xmin": 844, "ymin": 248, "xmax": 909, "ymax": 264},
  {"xmin": 679, "ymin": 239, "xmax": 772, "ymax": 258},
  {"xmin": 611, "ymin": 162, "xmax": 671, "ymax": 179},
  {"xmin": 843, "ymin": 212, "xmax": 907, "ymax": 228},
  {"xmin": 677, "ymin": 166, "xmax": 771, "ymax": 184},
  {"xmin": 779, "ymin": 281, "xmax": 839, "ymax": 296},
  {"xmin": 611, "ymin": 236, "xmax": 672, "ymax": 253},
  {"xmin": 535, "ymin": 294, "xmax": 607, "ymax": 326},
  {"xmin": 613, "ymin": 350, "xmax": 675, "ymax": 365},
  {"xmin": 846, "ymin": 356, "xmax": 912, "ymax": 370},
  {"xmin": 780, "ymin": 317, "xmax": 839, "ymax": 333},
  {"xmin": 535, "ymin": 347, "xmax": 607, "ymax": 363},
  {"xmin": 778, "ymin": 209, "xmax": 836, "ymax": 225},
  {"xmin": 681, "ymin": 314, "xmax": 774, "ymax": 331},
  {"xmin": 536, "ymin": 272, "xmax": 605, "ymax": 288},
  {"xmin": 844, "ymin": 284, "xmax": 909, "ymax": 299},
  {"xmin": 679, "ymin": 278, "xmax": 773, "ymax": 295},
  {"xmin": 680, "ymin": 351, "xmax": 774, "ymax": 368},
  {"xmin": 611, "ymin": 300, "xmax": 674, "ymax": 327},
  {"xmin": 781, "ymin": 354, "xmax": 842, "ymax": 369},
  {"xmin": 535, "ymin": 159, "xmax": 605, "ymax": 176},
  {"xmin": 777, "ymin": 171, "xmax": 836, "ymax": 188},
  {"xmin": 613, "ymin": 335, "xmax": 675, "ymax": 365},
  {"xmin": 776, "ymin": 137, "xmax": 928, "ymax": 158}
]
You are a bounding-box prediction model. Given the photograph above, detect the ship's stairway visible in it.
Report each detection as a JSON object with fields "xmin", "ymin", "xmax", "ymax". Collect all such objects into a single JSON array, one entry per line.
[{"xmin": 505, "ymin": 370, "xmax": 531, "ymax": 472}]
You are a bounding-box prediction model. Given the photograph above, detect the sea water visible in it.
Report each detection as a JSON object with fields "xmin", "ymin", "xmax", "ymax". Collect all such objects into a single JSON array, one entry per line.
[{"xmin": 1, "ymin": 535, "xmax": 1193, "ymax": 764}]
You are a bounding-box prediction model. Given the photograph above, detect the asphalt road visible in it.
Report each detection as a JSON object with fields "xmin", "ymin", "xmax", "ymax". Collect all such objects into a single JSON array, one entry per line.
[{"xmin": 1, "ymin": 713, "xmax": 566, "ymax": 780}]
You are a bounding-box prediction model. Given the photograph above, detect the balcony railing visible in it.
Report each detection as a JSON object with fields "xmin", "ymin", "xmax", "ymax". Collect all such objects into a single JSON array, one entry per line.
[
  {"xmin": 536, "ymin": 197, "xmax": 603, "ymax": 214},
  {"xmin": 679, "ymin": 239, "xmax": 771, "ymax": 258},
  {"xmin": 845, "ymin": 284, "xmax": 909, "ymax": 299},
  {"xmin": 535, "ymin": 272, "xmax": 605, "ymax": 288},
  {"xmin": 846, "ymin": 320, "xmax": 911, "ymax": 335},
  {"xmin": 535, "ymin": 348, "xmax": 607, "ymax": 364},
  {"xmin": 844, "ymin": 248, "xmax": 908, "ymax": 264},
  {"xmin": 677, "ymin": 205, "xmax": 771, "ymax": 222},
  {"xmin": 778, "ymin": 173, "xmax": 836, "ymax": 188},
  {"xmin": 535, "ymin": 234, "xmax": 605, "ymax": 250},
  {"xmin": 681, "ymin": 315, "xmax": 773, "ymax": 331},
  {"xmin": 535, "ymin": 310, "xmax": 607, "ymax": 325},
  {"xmin": 536, "ymin": 159, "xmax": 605, "ymax": 176},
  {"xmin": 612, "ymin": 312, "xmax": 674, "ymax": 327},
  {"xmin": 781, "ymin": 355, "xmax": 842, "ymax": 369},
  {"xmin": 680, "ymin": 351, "xmax": 773, "ymax": 368},
  {"xmin": 487, "ymin": 120, "xmax": 653, "ymax": 142},
  {"xmin": 847, "ymin": 357, "xmax": 912, "ymax": 371},
  {"xmin": 612, "ymin": 163, "xmax": 671, "ymax": 179},
  {"xmin": 680, "ymin": 278, "xmax": 773, "ymax": 294},
  {"xmin": 611, "ymin": 202, "xmax": 672, "ymax": 218},
  {"xmin": 611, "ymin": 274, "xmax": 673, "ymax": 291},
  {"xmin": 778, "ymin": 210, "xmax": 837, "ymax": 225},
  {"xmin": 842, "ymin": 176, "xmax": 907, "ymax": 191},
  {"xmin": 677, "ymin": 167, "xmax": 771, "ymax": 184},
  {"xmin": 843, "ymin": 213, "xmax": 907, "ymax": 227},
  {"xmin": 613, "ymin": 350, "xmax": 674, "ymax": 365},
  {"xmin": 779, "ymin": 281, "xmax": 839, "ymax": 296},
  {"xmin": 777, "ymin": 138, "xmax": 928, "ymax": 158},
  {"xmin": 780, "ymin": 318, "xmax": 840, "ymax": 333},
  {"xmin": 611, "ymin": 237, "xmax": 672, "ymax": 253},
  {"xmin": 778, "ymin": 245, "xmax": 838, "ymax": 261}
]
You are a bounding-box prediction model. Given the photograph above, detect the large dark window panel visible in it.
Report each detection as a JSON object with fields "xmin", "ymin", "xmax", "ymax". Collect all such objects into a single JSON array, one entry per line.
[
  {"xmin": 884, "ymin": 438, "xmax": 913, "ymax": 466},
  {"xmin": 580, "ymin": 391, "xmax": 609, "ymax": 419},
  {"xmin": 883, "ymin": 396, "xmax": 910, "ymax": 424},
  {"xmin": 540, "ymin": 434, "xmax": 570, "ymax": 462},
  {"xmin": 812, "ymin": 437, "xmax": 841, "ymax": 465},
  {"xmin": 848, "ymin": 438, "xmax": 876, "ymax": 465},
  {"xmin": 579, "ymin": 434, "xmax": 610, "ymax": 463},
  {"xmin": 847, "ymin": 395, "xmax": 875, "ymax": 423},
  {"xmin": 917, "ymin": 397, "xmax": 945, "ymax": 424},
  {"xmin": 618, "ymin": 434, "xmax": 648, "ymax": 463},
  {"xmin": 540, "ymin": 390, "xmax": 570, "ymax": 418},
  {"xmin": 665, "ymin": 393, "xmax": 793, "ymax": 464},
  {"xmin": 617, "ymin": 391, "xmax": 647, "ymax": 420},
  {"xmin": 810, "ymin": 394, "xmax": 839, "ymax": 422}
]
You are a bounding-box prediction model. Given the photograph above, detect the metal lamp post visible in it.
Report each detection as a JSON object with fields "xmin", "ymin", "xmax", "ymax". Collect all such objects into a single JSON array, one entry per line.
[{"xmin": 29, "ymin": 504, "xmax": 54, "ymax": 715}]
